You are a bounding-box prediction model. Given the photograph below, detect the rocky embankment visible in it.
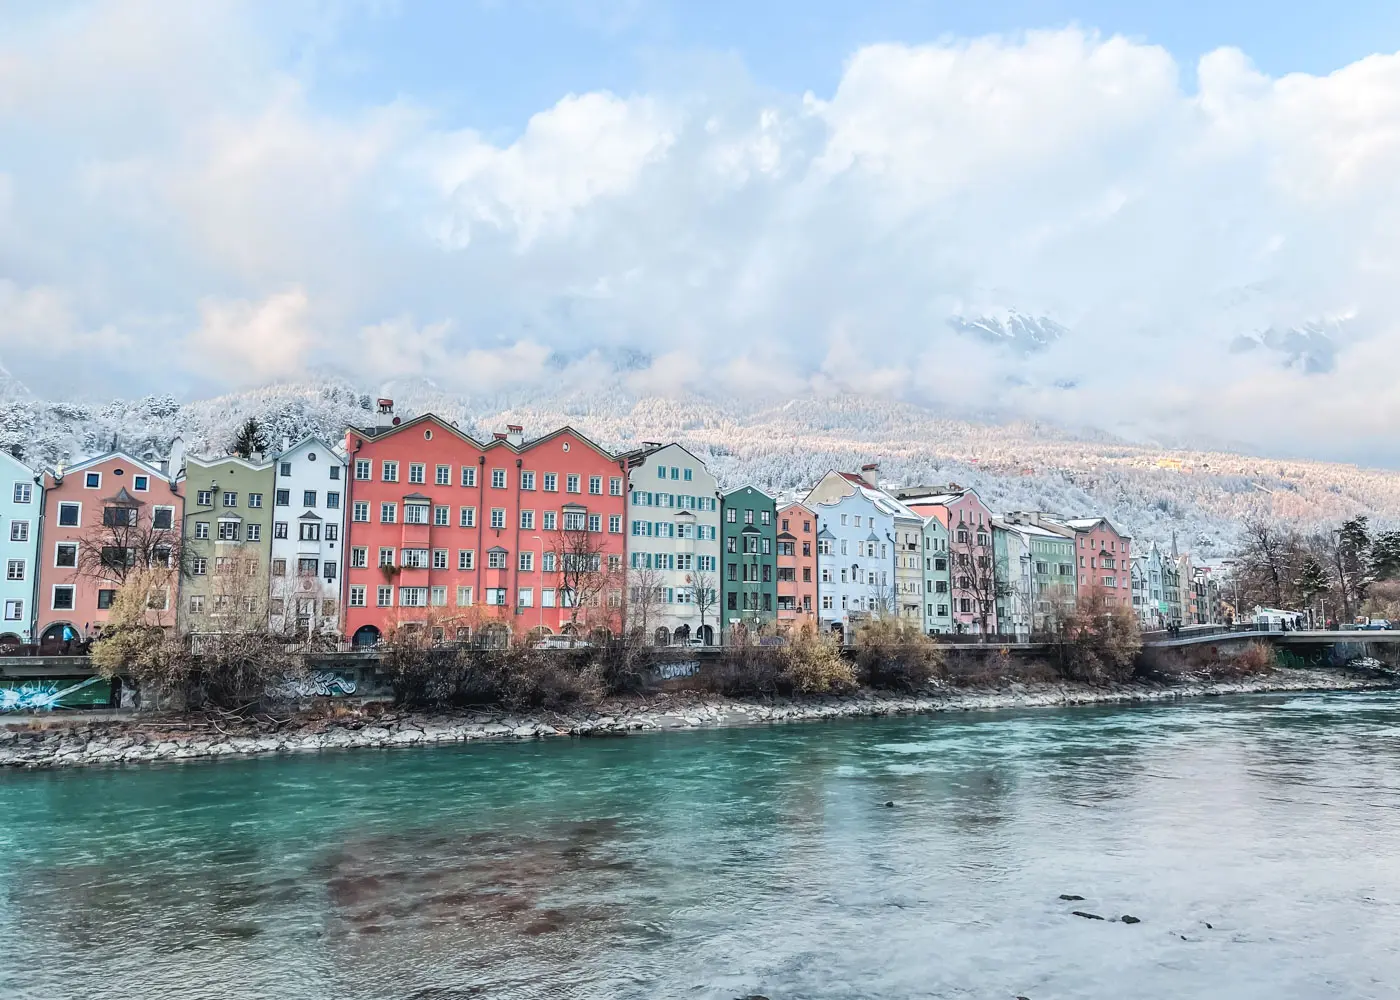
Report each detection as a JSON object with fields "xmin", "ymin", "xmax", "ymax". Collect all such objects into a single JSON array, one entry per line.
[{"xmin": 1, "ymin": 669, "xmax": 1392, "ymax": 769}]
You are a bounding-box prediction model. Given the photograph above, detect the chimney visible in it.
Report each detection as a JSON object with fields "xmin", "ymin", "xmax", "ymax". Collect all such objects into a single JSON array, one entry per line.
[
  {"xmin": 493, "ymin": 431, "xmax": 508, "ymax": 441},
  {"xmin": 859, "ymin": 462, "xmax": 879, "ymax": 488},
  {"xmin": 946, "ymin": 482, "xmax": 961, "ymax": 491},
  {"xmin": 506, "ymin": 424, "xmax": 524, "ymax": 447},
  {"xmin": 376, "ymin": 398, "xmax": 394, "ymax": 415}
]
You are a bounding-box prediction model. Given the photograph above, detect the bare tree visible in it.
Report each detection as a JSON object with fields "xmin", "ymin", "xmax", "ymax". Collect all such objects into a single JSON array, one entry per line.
[
  {"xmin": 76, "ymin": 492, "xmax": 185, "ymax": 588},
  {"xmin": 552, "ymin": 526, "xmax": 618, "ymax": 637},
  {"xmin": 692, "ymin": 566, "xmax": 717, "ymax": 642},
  {"xmin": 866, "ymin": 576, "xmax": 896, "ymax": 619},
  {"xmin": 623, "ymin": 565, "xmax": 666, "ymax": 643},
  {"xmin": 949, "ymin": 529, "xmax": 1009, "ymax": 636}
]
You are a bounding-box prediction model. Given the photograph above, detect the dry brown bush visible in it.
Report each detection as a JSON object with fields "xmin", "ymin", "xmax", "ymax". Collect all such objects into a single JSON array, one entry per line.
[{"xmin": 853, "ymin": 618, "xmax": 946, "ymax": 691}]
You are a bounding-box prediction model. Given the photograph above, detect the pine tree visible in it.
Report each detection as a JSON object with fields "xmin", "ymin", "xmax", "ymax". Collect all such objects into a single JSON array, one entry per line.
[
  {"xmin": 230, "ymin": 417, "xmax": 268, "ymax": 459},
  {"xmin": 1370, "ymin": 530, "xmax": 1400, "ymax": 581},
  {"xmin": 1294, "ymin": 557, "xmax": 1329, "ymax": 608}
]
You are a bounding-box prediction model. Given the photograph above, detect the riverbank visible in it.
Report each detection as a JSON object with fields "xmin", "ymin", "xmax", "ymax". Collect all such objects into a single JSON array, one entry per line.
[{"xmin": 1, "ymin": 668, "xmax": 1393, "ymax": 769}]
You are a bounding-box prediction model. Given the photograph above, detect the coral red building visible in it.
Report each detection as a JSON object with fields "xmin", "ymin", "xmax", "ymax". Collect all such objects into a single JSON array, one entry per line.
[
  {"xmin": 776, "ymin": 501, "xmax": 818, "ymax": 628},
  {"xmin": 342, "ymin": 413, "xmax": 628, "ymax": 646}
]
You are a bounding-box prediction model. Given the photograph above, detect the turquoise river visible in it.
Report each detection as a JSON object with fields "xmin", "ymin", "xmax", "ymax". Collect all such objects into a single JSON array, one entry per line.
[{"xmin": 2, "ymin": 691, "xmax": 1399, "ymax": 999}]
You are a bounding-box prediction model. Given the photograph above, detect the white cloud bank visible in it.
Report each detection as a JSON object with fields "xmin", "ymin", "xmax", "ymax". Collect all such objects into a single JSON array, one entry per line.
[{"xmin": 3, "ymin": 3, "xmax": 1400, "ymax": 461}]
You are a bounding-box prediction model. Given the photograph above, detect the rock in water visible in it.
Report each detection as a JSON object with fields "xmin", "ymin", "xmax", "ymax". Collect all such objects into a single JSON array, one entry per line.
[
  {"xmin": 1072, "ymin": 911, "xmax": 1105, "ymax": 921},
  {"xmin": 1059, "ymin": 894, "xmax": 1085, "ymax": 901},
  {"xmin": 884, "ymin": 800, "xmax": 895, "ymax": 808},
  {"xmin": 1121, "ymin": 915, "xmax": 1141, "ymax": 924}
]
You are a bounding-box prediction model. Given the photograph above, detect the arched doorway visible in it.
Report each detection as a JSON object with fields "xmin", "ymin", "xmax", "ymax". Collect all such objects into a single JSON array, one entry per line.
[
  {"xmin": 698, "ymin": 624, "xmax": 714, "ymax": 646},
  {"xmin": 40, "ymin": 623, "xmax": 71, "ymax": 644},
  {"xmin": 653, "ymin": 626, "xmax": 670, "ymax": 647},
  {"xmin": 528, "ymin": 626, "xmax": 553, "ymax": 643},
  {"xmin": 0, "ymin": 632, "xmax": 21, "ymax": 651},
  {"xmin": 589, "ymin": 627, "xmax": 612, "ymax": 646},
  {"xmin": 352, "ymin": 625, "xmax": 381, "ymax": 648},
  {"xmin": 673, "ymin": 624, "xmax": 691, "ymax": 644}
]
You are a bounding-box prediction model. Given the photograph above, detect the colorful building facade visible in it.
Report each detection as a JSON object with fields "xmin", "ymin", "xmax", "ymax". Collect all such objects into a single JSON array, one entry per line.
[
  {"xmin": 776, "ymin": 501, "xmax": 818, "ymax": 629},
  {"xmin": 36, "ymin": 453, "xmax": 184, "ymax": 643},
  {"xmin": 180, "ymin": 454, "xmax": 275, "ymax": 633},
  {"xmin": 621, "ymin": 443, "xmax": 721, "ymax": 645},
  {"xmin": 899, "ymin": 486, "xmax": 999, "ymax": 634},
  {"xmin": 0, "ymin": 452, "xmax": 39, "ymax": 645},
  {"xmin": 342, "ymin": 415, "xmax": 628, "ymax": 647},
  {"xmin": 921, "ymin": 515, "xmax": 953, "ymax": 634},
  {"xmin": 720, "ymin": 486, "xmax": 777, "ymax": 640},
  {"xmin": 270, "ymin": 438, "xmax": 347, "ymax": 636},
  {"xmin": 806, "ymin": 469, "xmax": 898, "ymax": 637}
]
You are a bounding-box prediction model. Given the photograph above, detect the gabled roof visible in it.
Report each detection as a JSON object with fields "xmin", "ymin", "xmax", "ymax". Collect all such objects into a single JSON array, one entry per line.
[
  {"xmin": 103, "ymin": 486, "xmax": 143, "ymax": 506},
  {"xmin": 275, "ymin": 436, "xmax": 346, "ymax": 462},
  {"xmin": 51, "ymin": 450, "xmax": 173, "ymax": 485},
  {"xmin": 617, "ymin": 440, "xmax": 708, "ymax": 471},
  {"xmin": 402, "ymin": 492, "xmax": 431, "ymax": 502},
  {"xmin": 185, "ymin": 453, "xmax": 272, "ymax": 473},
  {"xmin": 298, "ymin": 510, "xmax": 322, "ymax": 521}
]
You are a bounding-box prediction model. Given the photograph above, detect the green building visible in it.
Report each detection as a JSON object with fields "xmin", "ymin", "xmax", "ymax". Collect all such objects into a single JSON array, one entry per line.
[
  {"xmin": 721, "ymin": 486, "xmax": 778, "ymax": 641},
  {"xmin": 992, "ymin": 519, "xmax": 1077, "ymax": 636},
  {"xmin": 180, "ymin": 455, "xmax": 276, "ymax": 633}
]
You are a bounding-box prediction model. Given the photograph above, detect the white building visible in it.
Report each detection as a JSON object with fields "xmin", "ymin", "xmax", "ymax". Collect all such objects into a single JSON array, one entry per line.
[
  {"xmin": 270, "ymin": 437, "xmax": 347, "ymax": 636},
  {"xmin": 0, "ymin": 451, "xmax": 39, "ymax": 645},
  {"xmin": 805, "ymin": 469, "xmax": 902, "ymax": 638},
  {"xmin": 621, "ymin": 443, "xmax": 722, "ymax": 645}
]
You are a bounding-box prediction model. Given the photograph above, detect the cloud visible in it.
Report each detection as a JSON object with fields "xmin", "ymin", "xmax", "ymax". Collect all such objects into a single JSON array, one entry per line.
[{"xmin": 4, "ymin": 4, "xmax": 1400, "ymax": 462}]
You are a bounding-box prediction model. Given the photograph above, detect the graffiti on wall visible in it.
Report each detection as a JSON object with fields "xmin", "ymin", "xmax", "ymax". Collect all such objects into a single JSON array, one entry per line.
[
  {"xmin": 652, "ymin": 660, "xmax": 701, "ymax": 680},
  {"xmin": 0, "ymin": 676, "xmax": 113, "ymax": 713},
  {"xmin": 268, "ymin": 670, "xmax": 359, "ymax": 700}
]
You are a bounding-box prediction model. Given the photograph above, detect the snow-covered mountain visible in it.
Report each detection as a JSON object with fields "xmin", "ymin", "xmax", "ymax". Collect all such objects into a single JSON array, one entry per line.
[
  {"xmin": 949, "ymin": 313, "xmax": 1068, "ymax": 355},
  {"xmin": 1, "ymin": 375, "xmax": 1396, "ymax": 560}
]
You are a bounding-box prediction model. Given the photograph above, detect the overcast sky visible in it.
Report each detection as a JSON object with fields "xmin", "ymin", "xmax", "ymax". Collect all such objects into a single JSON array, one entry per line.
[{"xmin": 4, "ymin": 0, "xmax": 1400, "ymax": 463}]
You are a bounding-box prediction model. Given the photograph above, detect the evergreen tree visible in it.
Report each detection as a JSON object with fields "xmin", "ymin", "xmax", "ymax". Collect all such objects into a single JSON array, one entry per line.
[
  {"xmin": 230, "ymin": 417, "xmax": 268, "ymax": 459},
  {"xmin": 1294, "ymin": 557, "xmax": 1329, "ymax": 609},
  {"xmin": 1370, "ymin": 530, "xmax": 1400, "ymax": 581}
]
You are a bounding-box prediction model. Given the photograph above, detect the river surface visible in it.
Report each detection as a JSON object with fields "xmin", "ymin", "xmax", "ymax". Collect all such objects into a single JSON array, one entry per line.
[{"xmin": 2, "ymin": 692, "xmax": 1400, "ymax": 1000}]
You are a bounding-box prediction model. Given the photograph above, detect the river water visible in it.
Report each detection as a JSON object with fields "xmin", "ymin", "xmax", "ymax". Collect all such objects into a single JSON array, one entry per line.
[{"xmin": 2, "ymin": 692, "xmax": 1399, "ymax": 1000}]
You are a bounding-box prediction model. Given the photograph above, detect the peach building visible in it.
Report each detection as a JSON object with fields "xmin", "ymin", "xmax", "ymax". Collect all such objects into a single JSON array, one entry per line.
[{"xmin": 776, "ymin": 501, "xmax": 818, "ymax": 627}]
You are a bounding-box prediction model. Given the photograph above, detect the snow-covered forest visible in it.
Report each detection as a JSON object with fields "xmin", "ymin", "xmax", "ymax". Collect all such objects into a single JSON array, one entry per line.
[{"xmin": 2, "ymin": 375, "xmax": 1396, "ymax": 561}]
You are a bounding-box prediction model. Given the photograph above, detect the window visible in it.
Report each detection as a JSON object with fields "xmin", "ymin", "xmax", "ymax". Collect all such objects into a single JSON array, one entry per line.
[
  {"xmin": 432, "ymin": 549, "xmax": 448, "ymax": 570},
  {"xmin": 248, "ymin": 492, "xmax": 263, "ymax": 508},
  {"xmin": 727, "ymin": 508, "xmax": 738, "ymax": 523},
  {"xmin": 217, "ymin": 520, "xmax": 240, "ymax": 541},
  {"xmin": 543, "ymin": 511, "xmax": 556, "ymax": 531},
  {"xmin": 744, "ymin": 510, "xmax": 754, "ymax": 525},
  {"xmin": 349, "ymin": 585, "xmax": 366, "ymax": 607},
  {"xmin": 194, "ymin": 521, "xmax": 210, "ymax": 539},
  {"xmin": 683, "ymin": 468, "xmax": 693, "ymax": 481},
  {"xmin": 490, "ymin": 508, "xmax": 506, "ymax": 529},
  {"xmin": 152, "ymin": 506, "xmax": 173, "ymax": 530},
  {"xmin": 57, "ymin": 502, "xmax": 80, "ymax": 527},
  {"xmin": 610, "ymin": 477, "xmax": 623, "ymax": 496},
  {"xmin": 274, "ymin": 521, "xmax": 288, "ymax": 539},
  {"xmin": 518, "ymin": 588, "xmax": 533, "ymax": 608},
  {"xmin": 102, "ymin": 506, "xmax": 137, "ymax": 527},
  {"xmin": 409, "ymin": 463, "xmax": 425, "ymax": 484},
  {"xmin": 324, "ymin": 524, "xmax": 337, "ymax": 542},
  {"xmin": 351, "ymin": 547, "xmax": 367, "ymax": 568},
  {"xmin": 84, "ymin": 471, "xmax": 101, "ymax": 489},
  {"xmin": 519, "ymin": 551, "xmax": 534, "ymax": 572},
  {"xmin": 564, "ymin": 510, "xmax": 586, "ymax": 531},
  {"xmin": 434, "ymin": 464, "xmax": 450, "ymax": 486},
  {"xmin": 461, "ymin": 466, "xmax": 477, "ymax": 487},
  {"xmin": 458, "ymin": 550, "xmax": 475, "ymax": 570},
  {"xmin": 12, "ymin": 482, "xmax": 31, "ymax": 503},
  {"xmin": 430, "ymin": 505, "xmax": 448, "ymax": 526},
  {"xmin": 3, "ymin": 599, "xmax": 21, "ymax": 621},
  {"xmin": 543, "ymin": 473, "xmax": 558, "ymax": 492},
  {"xmin": 460, "ymin": 506, "xmax": 476, "ymax": 527},
  {"xmin": 302, "ymin": 490, "xmax": 317, "ymax": 507},
  {"xmin": 486, "ymin": 588, "xmax": 507, "ymax": 606},
  {"xmin": 275, "ymin": 489, "xmax": 290, "ymax": 506},
  {"xmin": 401, "ymin": 548, "xmax": 429, "ymax": 568},
  {"xmin": 298, "ymin": 557, "xmax": 320, "ymax": 576},
  {"xmin": 52, "ymin": 585, "xmax": 75, "ymax": 610},
  {"xmin": 608, "ymin": 514, "xmax": 622, "ymax": 533},
  {"xmin": 521, "ymin": 471, "xmax": 536, "ymax": 490},
  {"xmin": 220, "ymin": 492, "xmax": 237, "ymax": 508},
  {"xmin": 380, "ymin": 502, "xmax": 397, "ymax": 523},
  {"xmin": 382, "ymin": 461, "xmax": 399, "ymax": 482},
  {"xmin": 587, "ymin": 514, "xmax": 601, "ymax": 533},
  {"xmin": 377, "ymin": 585, "xmax": 393, "ymax": 607},
  {"xmin": 246, "ymin": 523, "xmax": 262, "ymax": 542},
  {"xmin": 9, "ymin": 521, "xmax": 28, "ymax": 543},
  {"xmin": 491, "ymin": 468, "xmax": 506, "ymax": 489},
  {"xmin": 53, "ymin": 542, "xmax": 78, "ymax": 568},
  {"xmin": 456, "ymin": 586, "xmax": 474, "ymax": 606},
  {"xmin": 487, "ymin": 549, "xmax": 507, "ymax": 569},
  {"xmin": 657, "ymin": 465, "xmax": 667, "ymax": 479},
  {"xmin": 299, "ymin": 522, "xmax": 321, "ymax": 541},
  {"xmin": 378, "ymin": 547, "xmax": 395, "ymax": 567},
  {"xmin": 99, "ymin": 589, "xmax": 119, "ymax": 610},
  {"xmin": 326, "ymin": 491, "xmax": 339, "ymax": 509},
  {"xmin": 404, "ymin": 503, "xmax": 429, "ymax": 525},
  {"xmin": 543, "ymin": 551, "xmax": 556, "ymax": 572},
  {"xmin": 588, "ymin": 475, "xmax": 602, "ymax": 495},
  {"xmin": 520, "ymin": 510, "xmax": 535, "ymax": 530},
  {"xmin": 431, "ymin": 586, "xmax": 447, "ymax": 606},
  {"xmin": 5, "ymin": 559, "xmax": 23, "ymax": 581},
  {"xmin": 353, "ymin": 501, "xmax": 369, "ymax": 522},
  {"xmin": 355, "ymin": 459, "xmax": 371, "ymax": 480}
]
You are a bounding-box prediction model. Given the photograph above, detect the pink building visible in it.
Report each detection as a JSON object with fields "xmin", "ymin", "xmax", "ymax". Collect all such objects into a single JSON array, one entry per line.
[
  {"xmin": 36, "ymin": 453, "xmax": 184, "ymax": 644},
  {"xmin": 1002, "ymin": 511, "xmax": 1132, "ymax": 611},
  {"xmin": 897, "ymin": 485, "xmax": 998, "ymax": 634}
]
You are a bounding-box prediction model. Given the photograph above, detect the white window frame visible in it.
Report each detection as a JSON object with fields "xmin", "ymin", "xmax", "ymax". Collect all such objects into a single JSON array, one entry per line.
[
  {"xmin": 83, "ymin": 471, "xmax": 101, "ymax": 489},
  {"xmin": 51, "ymin": 584, "xmax": 76, "ymax": 611},
  {"xmin": 56, "ymin": 501, "xmax": 81, "ymax": 528},
  {"xmin": 53, "ymin": 541, "xmax": 78, "ymax": 568}
]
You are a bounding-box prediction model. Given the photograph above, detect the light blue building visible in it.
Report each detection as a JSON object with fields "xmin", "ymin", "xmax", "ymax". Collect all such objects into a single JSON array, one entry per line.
[
  {"xmin": 0, "ymin": 451, "xmax": 40, "ymax": 645},
  {"xmin": 805, "ymin": 469, "xmax": 898, "ymax": 638}
]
